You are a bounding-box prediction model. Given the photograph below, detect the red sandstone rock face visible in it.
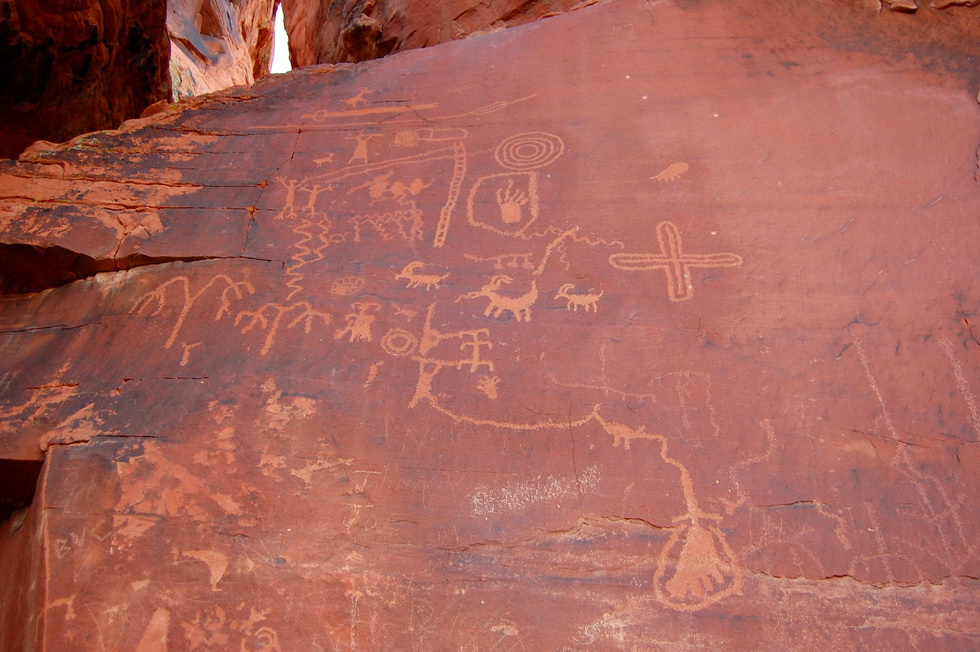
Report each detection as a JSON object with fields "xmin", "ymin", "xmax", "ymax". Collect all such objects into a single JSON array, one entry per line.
[
  {"xmin": 280, "ymin": 0, "xmax": 980, "ymax": 66},
  {"xmin": 2, "ymin": 0, "xmax": 980, "ymax": 648},
  {"xmin": 0, "ymin": 0, "xmax": 280, "ymax": 159},
  {"xmin": 168, "ymin": 0, "xmax": 279, "ymax": 100},
  {"xmin": 0, "ymin": 0, "xmax": 169, "ymax": 159},
  {"xmin": 281, "ymin": 0, "xmax": 589, "ymax": 65}
]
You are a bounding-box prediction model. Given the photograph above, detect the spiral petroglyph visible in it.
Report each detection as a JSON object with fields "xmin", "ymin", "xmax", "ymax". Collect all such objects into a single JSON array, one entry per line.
[{"xmin": 494, "ymin": 132, "xmax": 565, "ymax": 170}]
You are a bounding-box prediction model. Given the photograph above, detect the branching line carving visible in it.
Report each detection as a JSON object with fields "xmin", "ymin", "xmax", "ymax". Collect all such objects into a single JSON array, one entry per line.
[
  {"xmin": 235, "ymin": 302, "xmax": 333, "ymax": 356},
  {"xmin": 132, "ymin": 275, "xmax": 254, "ymax": 349}
]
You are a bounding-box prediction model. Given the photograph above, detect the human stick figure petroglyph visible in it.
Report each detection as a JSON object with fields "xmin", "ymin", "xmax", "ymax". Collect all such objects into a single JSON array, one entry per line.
[
  {"xmin": 457, "ymin": 332, "xmax": 494, "ymax": 373},
  {"xmin": 609, "ymin": 221, "xmax": 743, "ymax": 302},
  {"xmin": 555, "ymin": 284, "xmax": 603, "ymax": 312},
  {"xmin": 335, "ymin": 301, "xmax": 381, "ymax": 343},
  {"xmin": 406, "ymin": 303, "xmax": 497, "ymax": 408},
  {"xmin": 131, "ymin": 275, "xmax": 254, "ymax": 350},
  {"xmin": 235, "ymin": 302, "xmax": 333, "ymax": 356},
  {"xmin": 347, "ymin": 131, "xmax": 382, "ymax": 165},
  {"xmin": 395, "ymin": 262, "xmax": 449, "ymax": 291}
]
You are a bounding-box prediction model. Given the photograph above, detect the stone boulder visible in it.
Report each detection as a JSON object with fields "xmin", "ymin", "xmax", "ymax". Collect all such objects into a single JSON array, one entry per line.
[{"xmin": 1, "ymin": 0, "xmax": 979, "ymax": 648}]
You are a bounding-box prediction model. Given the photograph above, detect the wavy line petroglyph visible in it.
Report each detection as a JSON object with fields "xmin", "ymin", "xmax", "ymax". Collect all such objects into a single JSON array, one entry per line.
[{"xmin": 609, "ymin": 221, "xmax": 743, "ymax": 302}]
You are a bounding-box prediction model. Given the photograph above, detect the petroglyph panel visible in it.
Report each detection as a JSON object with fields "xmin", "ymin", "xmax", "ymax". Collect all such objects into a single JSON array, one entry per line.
[{"xmin": 2, "ymin": 0, "xmax": 980, "ymax": 648}]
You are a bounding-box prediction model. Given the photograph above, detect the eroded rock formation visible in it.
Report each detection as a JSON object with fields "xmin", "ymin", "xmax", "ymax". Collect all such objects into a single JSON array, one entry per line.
[
  {"xmin": 1, "ymin": 0, "xmax": 979, "ymax": 648},
  {"xmin": 0, "ymin": 0, "xmax": 280, "ymax": 159},
  {"xmin": 280, "ymin": 0, "xmax": 593, "ymax": 65},
  {"xmin": 168, "ymin": 0, "xmax": 279, "ymax": 99},
  {"xmin": 0, "ymin": 0, "xmax": 168, "ymax": 159}
]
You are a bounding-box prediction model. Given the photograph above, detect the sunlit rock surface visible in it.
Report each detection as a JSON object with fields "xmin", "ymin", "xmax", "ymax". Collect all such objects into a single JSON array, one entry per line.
[{"xmin": 1, "ymin": 0, "xmax": 979, "ymax": 648}]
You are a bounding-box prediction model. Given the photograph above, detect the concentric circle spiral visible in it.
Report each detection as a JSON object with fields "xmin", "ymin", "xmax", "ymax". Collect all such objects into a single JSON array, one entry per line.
[
  {"xmin": 494, "ymin": 132, "xmax": 565, "ymax": 170},
  {"xmin": 381, "ymin": 329, "xmax": 418, "ymax": 357}
]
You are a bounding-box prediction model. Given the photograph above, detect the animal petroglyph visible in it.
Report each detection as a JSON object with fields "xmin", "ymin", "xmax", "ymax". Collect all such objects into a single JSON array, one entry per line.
[
  {"xmin": 395, "ymin": 262, "xmax": 449, "ymax": 291},
  {"xmin": 555, "ymin": 284, "xmax": 603, "ymax": 312},
  {"xmin": 457, "ymin": 228, "xmax": 578, "ymax": 322},
  {"xmin": 459, "ymin": 275, "xmax": 539, "ymax": 322},
  {"xmin": 343, "ymin": 88, "xmax": 372, "ymax": 109},
  {"xmin": 609, "ymin": 221, "xmax": 743, "ymax": 301},
  {"xmin": 651, "ymin": 162, "xmax": 689, "ymax": 181}
]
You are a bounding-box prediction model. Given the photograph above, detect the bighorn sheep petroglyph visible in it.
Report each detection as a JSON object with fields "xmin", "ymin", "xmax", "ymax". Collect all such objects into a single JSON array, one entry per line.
[
  {"xmin": 395, "ymin": 261, "xmax": 449, "ymax": 291},
  {"xmin": 458, "ymin": 275, "xmax": 538, "ymax": 322},
  {"xmin": 555, "ymin": 284, "xmax": 603, "ymax": 312}
]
